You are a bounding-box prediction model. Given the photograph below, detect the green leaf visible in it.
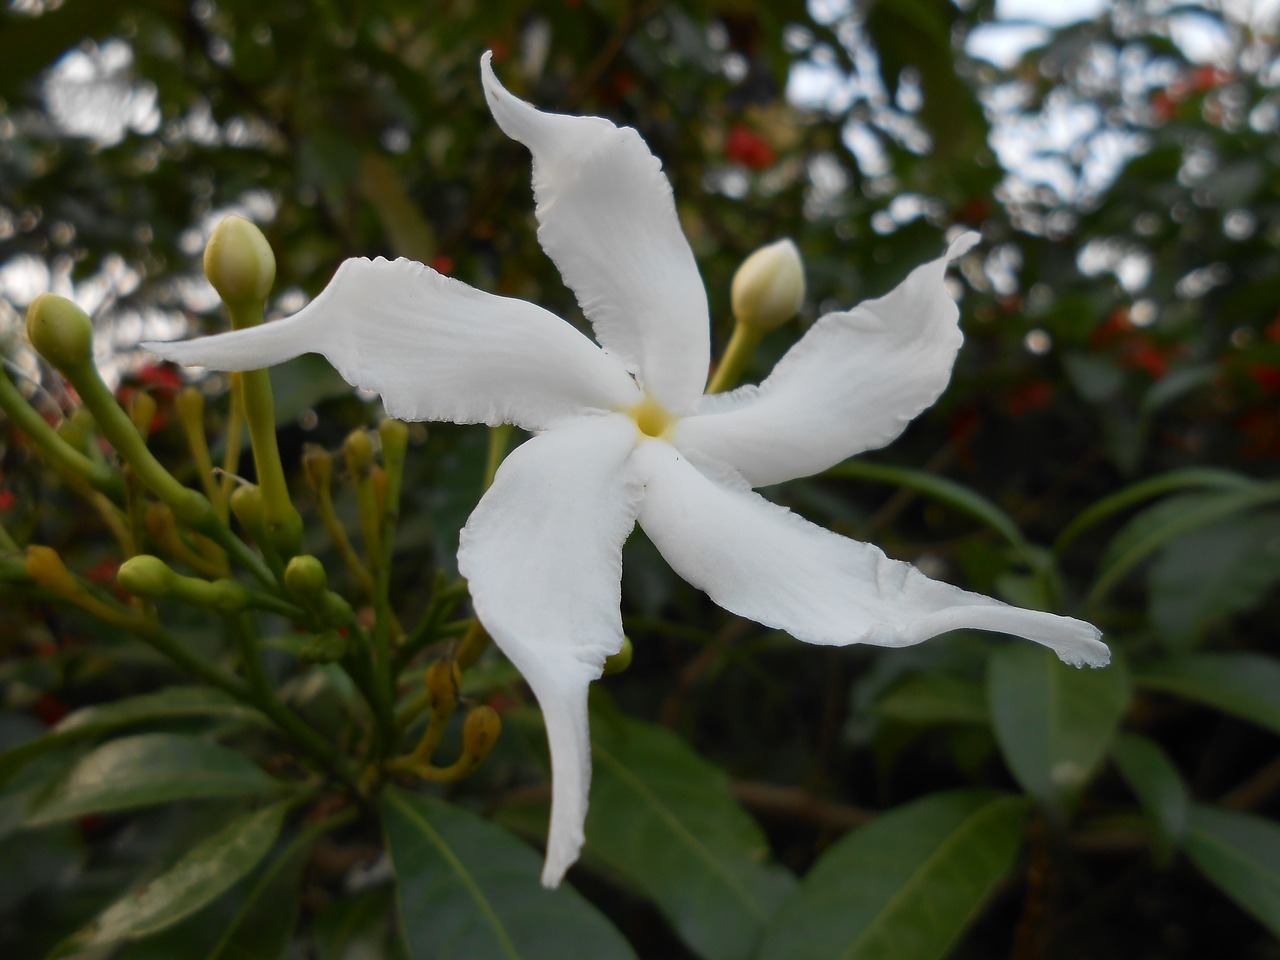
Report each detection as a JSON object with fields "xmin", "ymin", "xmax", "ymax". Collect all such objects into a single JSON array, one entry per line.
[
  {"xmin": 310, "ymin": 885, "xmax": 408, "ymax": 960},
  {"xmin": 825, "ymin": 461, "xmax": 1033, "ymax": 562},
  {"xmin": 1184, "ymin": 805, "xmax": 1280, "ymax": 938},
  {"xmin": 987, "ymin": 645, "xmax": 1131, "ymax": 815},
  {"xmin": 53, "ymin": 800, "xmax": 290, "ymax": 956},
  {"xmin": 872, "ymin": 673, "xmax": 989, "ymax": 726},
  {"xmin": 757, "ymin": 791, "xmax": 1029, "ymax": 960},
  {"xmin": 1055, "ymin": 467, "xmax": 1256, "ymax": 552},
  {"xmin": 1110, "ymin": 734, "xmax": 1189, "ymax": 853},
  {"xmin": 1146, "ymin": 513, "xmax": 1280, "ymax": 647},
  {"xmin": 24, "ymin": 733, "xmax": 284, "ymax": 826},
  {"xmin": 1136, "ymin": 654, "xmax": 1280, "ymax": 735},
  {"xmin": 0, "ymin": 687, "xmax": 267, "ymax": 785},
  {"xmin": 203, "ymin": 828, "xmax": 311, "ymax": 960},
  {"xmin": 380, "ymin": 788, "xmax": 637, "ymax": 960},
  {"xmin": 1089, "ymin": 484, "xmax": 1280, "ymax": 606},
  {"xmin": 586, "ymin": 711, "xmax": 795, "ymax": 960}
]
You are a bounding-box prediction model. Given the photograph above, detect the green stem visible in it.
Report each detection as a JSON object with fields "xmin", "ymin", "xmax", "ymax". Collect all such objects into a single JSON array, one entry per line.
[
  {"xmin": 226, "ymin": 306, "xmax": 303, "ymax": 556},
  {"xmin": 483, "ymin": 424, "xmax": 512, "ymax": 491},
  {"xmin": 229, "ymin": 613, "xmax": 362, "ymax": 793},
  {"xmin": 0, "ymin": 366, "xmax": 123, "ymax": 498},
  {"xmin": 134, "ymin": 619, "xmax": 251, "ymax": 701},
  {"xmin": 395, "ymin": 577, "xmax": 469, "ymax": 673},
  {"xmin": 58, "ymin": 358, "xmax": 275, "ymax": 588},
  {"xmin": 706, "ymin": 322, "xmax": 763, "ymax": 394}
]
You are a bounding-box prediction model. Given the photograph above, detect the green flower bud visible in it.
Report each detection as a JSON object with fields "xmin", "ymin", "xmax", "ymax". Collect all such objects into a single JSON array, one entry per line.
[
  {"xmin": 344, "ymin": 429, "xmax": 375, "ymax": 475},
  {"xmin": 379, "ymin": 419, "xmax": 409, "ymax": 463},
  {"xmin": 174, "ymin": 386, "xmax": 204, "ymax": 424},
  {"xmin": 203, "ymin": 216, "xmax": 276, "ymax": 309},
  {"xmin": 730, "ymin": 238, "xmax": 805, "ymax": 332},
  {"xmin": 26, "ymin": 294, "xmax": 94, "ymax": 371},
  {"xmin": 129, "ymin": 391, "xmax": 158, "ymax": 438},
  {"xmin": 302, "ymin": 444, "xmax": 333, "ymax": 489},
  {"xmin": 425, "ymin": 658, "xmax": 461, "ymax": 716},
  {"xmin": 284, "ymin": 554, "xmax": 328, "ymax": 599},
  {"xmin": 461, "ymin": 705, "xmax": 502, "ymax": 762},
  {"xmin": 117, "ymin": 555, "xmax": 177, "ymax": 598},
  {"xmin": 603, "ymin": 635, "xmax": 634, "ymax": 676},
  {"xmin": 229, "ymin": 483, "xmax": 267, "ymax": 537}
]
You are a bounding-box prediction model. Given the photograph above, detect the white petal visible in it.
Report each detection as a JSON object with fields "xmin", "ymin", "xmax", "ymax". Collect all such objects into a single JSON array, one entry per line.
[
  {"xmin": 635, "ymin": 440, "xmax": 1109, "ymax": 667},
  {"xmin": 675, "ymin": 233, "xmax": 979, "ymax": 487},
  {"xmin": 480, "ymin": 52, "xmax": 709, "ymax": 414},
  {"xmin": 144, "ymin": 258, "xmax": 639, "ymax": 432},
  {"xmin": 457, "ymin": 413, "xmax": 642, "ymax": 886}
]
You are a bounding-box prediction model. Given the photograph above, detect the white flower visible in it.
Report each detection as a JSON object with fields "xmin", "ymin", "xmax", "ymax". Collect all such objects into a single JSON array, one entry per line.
[{"xmin": 147, "ymin": 52, "xmax": 1108, "ymax": 888}]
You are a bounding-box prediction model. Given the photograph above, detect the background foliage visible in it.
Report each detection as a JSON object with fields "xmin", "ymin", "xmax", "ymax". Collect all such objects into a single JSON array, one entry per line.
[{"xmin": 2, "ymin": 0, "xmax": 1279, "ymax": 957}]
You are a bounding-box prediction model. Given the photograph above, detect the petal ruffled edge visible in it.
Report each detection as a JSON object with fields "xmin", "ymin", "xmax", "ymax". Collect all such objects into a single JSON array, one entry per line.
[
  {"xmin": 635, "ymin": 439, "xmax": 1109, "ymax": 667},
  {"xmin": 146, "ymin": 257, "xmax": 640, "ymax": 432},
  {"xmin": 675, "ymin": 232, "xmax": 979, "ymax": 487},
  {"xmin": 480, "ymin": 53, "xmax": 710, "ymax": 414},
  {"xmin": 456, "ymin": 413, "xmax": 643, "ymax": 885}
]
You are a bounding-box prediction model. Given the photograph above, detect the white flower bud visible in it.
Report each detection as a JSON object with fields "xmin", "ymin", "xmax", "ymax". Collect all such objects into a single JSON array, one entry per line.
[
  {"xmin": 204, "ymin": 215, "xmax": 276, "ymax": 309},
  {"xmin": 730, "ymin": 238, "xmax": 805, "ymax": 332}
]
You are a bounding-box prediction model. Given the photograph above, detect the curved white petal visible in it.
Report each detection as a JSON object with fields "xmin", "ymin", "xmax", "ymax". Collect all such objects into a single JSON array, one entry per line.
[
  {"xmin": 635, "ymin": 440, "xmax": 1108, "ymax": 667},
  {"xmin": 457, "ymin": 413, "xmax": 642, "ymax": 886},
  {"xmin": 480, "ymin": 52, "xmax": 709, "ymax": 414},
  {"xmin": 675, "ymin": 233, "xmax": 979, "ymax": 487},
  {"xmin": 144, "ymin": 258, "xmax": 639, "ymax": 432}
]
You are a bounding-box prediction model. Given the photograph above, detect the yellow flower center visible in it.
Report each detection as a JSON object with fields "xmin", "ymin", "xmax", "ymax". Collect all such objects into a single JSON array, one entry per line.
[{"xmin": 626, "ymin": 393, "xmax": 676, "ymax": 441}]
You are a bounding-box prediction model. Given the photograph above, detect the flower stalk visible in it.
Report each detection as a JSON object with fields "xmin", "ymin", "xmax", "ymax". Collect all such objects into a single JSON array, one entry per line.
[
  {"xmin": 25, "ymin": 295, "xmax": 275, "ymax": 589},
  {"xmin": 206, "ymin": 217, "xmax": 303, "ymax": 558}
]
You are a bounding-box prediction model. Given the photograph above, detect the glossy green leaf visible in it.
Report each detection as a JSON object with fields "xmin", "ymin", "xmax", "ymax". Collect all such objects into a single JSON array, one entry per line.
[
  {"xmin": 380, "ymin": 788, "xmax": 637, "ymax": 960},
  {"xmin": 987, "ymin": 645, "xmax": 1131, "ymax": 815},
  {"xmin": 52, "ymin": 800, "xmax": 290, "ymax": 956},
  {"xmin": 586, "ymin": 711, "xmax": 795, "ymax": 960},
  {"xmin": 1056, "ymin": 468, "xmax": 1255, "ymax": 552},
  {"xmin": 203, "ymin": 828, "xmax": 311, "ymax": 960},
  {"xmin": 1147, "ymin": 514, "xmax": 1280, "ymax": 647},
  {"xmin": 825, "ymin": 461, "xmax": 1033, "ymax": 560},
  {"xmin": 119, "ymin": 835, "xmax": 308, "ymax": 960},
  {"xmin": 1089, "ymin": 484, "xmax": 1280, "ymax": 605},
  {"xmin": 0, "ymin": 687, "xmax": 267, "ymax": 786},
  {"xmin": 1111, "ymin": 733, "xmax": 1188, "ymax": 852},
  {"xmin": 1184, "ymin": 805, "xmax": 1280, "ymax": 938},
  {"xmin": 1136, "ymin": 654, "xmax": 1280, "ymax": 735},
  {"xmin": 24, "ymin": 733, "xmax": 284, "ymax": 826},
  {"xmin": 873, "ymin": 673, "xmax": 989, "ymax": 725},
  {"xmin": 310, "ymin": 885, "xmax": 409, "ymax": 960},
  {"xmin": 757, "ymin": 791, "xmax": 1029, "ymax": 960}
]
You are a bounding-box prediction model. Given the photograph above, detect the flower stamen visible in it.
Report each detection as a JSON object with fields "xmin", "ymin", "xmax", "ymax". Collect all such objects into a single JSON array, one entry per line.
[{"xmin": 627, "ymin": 394, "xmax": 676, "ymax": 440}]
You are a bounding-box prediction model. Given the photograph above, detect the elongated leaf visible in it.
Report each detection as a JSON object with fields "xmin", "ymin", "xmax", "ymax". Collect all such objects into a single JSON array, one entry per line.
[
  {"xmin": 586, "ymin": 711, "xmax": 795, "ymax": 960},
  {"xmin": 204, "ymin": 827, "xmax": 312, "ymax": 960},
  {"xmin": 53, "ymin": 801, "xmax": 290, "ymax": 956},
  {"xmin": 311, "ymin": 885, "xmax": 408, "ymax": 960},
  {"xmin": 1055, "ymin": 467, "xmax": 1255, "ymax": 551},
  {"xmin": 1147, "ymin": 513, "xmax": 1280, "ymax": 647},
  {"xmin": 1136, "ymin": 654, "xmax": 1280, "ymax": 735},
  {"xmin": 1090, "ymin": 484, "xmax": 1280, "ymax": 605},
  {"xmin": 25, "ymin": 733, "xmax": 284, "ymax": 826},
  {"xmin": 758, "ymin": 791, "xmax": 1029, "ymax": 960},
  {"xmin": 826, "ymin": 461, "xmax": 1032, "ymax": 559},
  {"xmin": 873, "ymin": 673, "xmax": 989, "ymax": 725},
  {"xmin": 987, "ymin": 645, "xmax": 1130, "ymax": 815},
  {"xmin": 119, "ymin": 827, "xmax": 312, "ymax": 960},
  {"xmin": 0, "ymin": 687, "xmax": 267, "ymax": 785},
  {"xmin": 1184, "ymin": 805, "xmax": 1280, "ymax": 938},
  {"xmin": 1111, "ymin": 733, "xmax": 1188, "ymax": 852},
  {"xmin": 380, "ymin": 788, "xmax": 637, "ymax": 960}
]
